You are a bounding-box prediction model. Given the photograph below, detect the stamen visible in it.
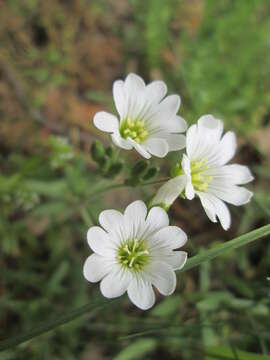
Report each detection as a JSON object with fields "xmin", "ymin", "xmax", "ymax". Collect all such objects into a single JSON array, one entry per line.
[
  {"xmin": 120, "ymin": 118, "xmax": 148, "ymax": 143},
  {"xmin": 129, "ymin": 257, "xmax": 135, "ymax": 267},
  {"xmin": 117, "ymin": 238, "xmax": 149, "ymax": 271},
  {"xmin": 190, "ymin": 159, "xmax": 212, "ymax": 192}
]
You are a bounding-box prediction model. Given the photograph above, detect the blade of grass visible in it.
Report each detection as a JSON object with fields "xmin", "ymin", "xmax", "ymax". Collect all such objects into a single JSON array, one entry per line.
[
  {"xmin": 1, "ymin": 224, "xmax": 269, "ymax": 351},
  {"xmin": 181, "ymin": 224, "xmax": 270, "ymax": 272}
]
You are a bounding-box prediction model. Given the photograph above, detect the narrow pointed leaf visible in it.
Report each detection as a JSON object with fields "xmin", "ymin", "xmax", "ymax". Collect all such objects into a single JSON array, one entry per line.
[{"xmin": 182, "ymin": 224, "xmax": 270, "ymax": 272}]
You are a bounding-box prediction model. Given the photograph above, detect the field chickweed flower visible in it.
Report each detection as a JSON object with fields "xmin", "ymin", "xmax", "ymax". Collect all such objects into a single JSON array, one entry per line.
[
  {"xmin": 151, "ymin": 115, "xmax": 254, "ymax": 230},
  {"xmin": 93, "ymin": 73, "xmax": 187, "ymax": 159},
  {"xmin": 83, "ymin": 200, "xmax": 188, "ymax": 310}
]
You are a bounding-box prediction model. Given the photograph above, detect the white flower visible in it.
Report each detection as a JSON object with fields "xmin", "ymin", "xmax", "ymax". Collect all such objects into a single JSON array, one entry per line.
[
  {"xmin": 93, "ymin": 73, "xmax": 187, "ymax": 159},
  {"xmin": 151, "ymin": 115, "xmax": 254, "ymax": 230},
  {"xmin": 83, "ymin": 200, "xmax": 188, "ymax": 310}
]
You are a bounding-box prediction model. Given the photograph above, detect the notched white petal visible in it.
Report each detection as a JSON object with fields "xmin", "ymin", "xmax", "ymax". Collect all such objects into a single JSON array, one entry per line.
[
  {"xmin": 150, "ymin": 226, "xmax": 187, "ymax": 250},
  {"xmin": 87, "ymin": 226, "xmax": 115, "ymax": 256},
  {"xmin": 145, "ymin": 80, "xmax": 167, "ymax": 104},
  {"xmin": 146, "ymin": 261, "xmax": 176, "ymax": 296},
  {"xmin": 100, "ymin": 267, "xmax": 132, "ymax": 298},
  {"xmin": 198, "ymin": 192, "xmax": 231, "ymax": 230},
  {"xmin": 93, "ymin": 111, "xmax": 119, "ymax": 133},
  {"xmin": 217, "ymin": 131, "xmax": 237, "ymax": 165},
  {"xmin": 163, "ymin": 133, "xmax": 186, "ymax": 151},
  {"xmin": 83, "ymin": 254, "xmax": 112, "ymax": 283},
  {"xmin": 198, "ymin": 115, "xmax": 224, "ymax": 141},
  {"xmin": 166, "ymin": 251, "xmax": 188, "ymax": 270},
  {"xmin": 208, "ymin": 184, "xmax": 253, "ymax": 206},
  {"xmin": 217, "ymin": 164, "xmax": 254, "ymax": 185},
  {"xmin": 124, "ymin": 200, "xmax": 147, "ymax": 234},
  {"xmin": 124, "ymin": 73, "xmax": 145, "ymax": 94},
  {"xmin": 144, "ymin": 138, "xmax": 169, "ymax": 158},
  {"xmin": 99, "ymin": 209, "xmax": 124, "ymax": 234},
  {"xmin": 145, "ymin": 206, "xmax": 169, "ymax": 234},
  {"xmin": 127, "ymin": 278, "xmax": 155, "ymax": 310}
]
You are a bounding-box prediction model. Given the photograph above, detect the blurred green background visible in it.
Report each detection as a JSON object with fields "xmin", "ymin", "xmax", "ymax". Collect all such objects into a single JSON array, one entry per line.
[{"xmin": 0, "ymin": 0, "xmax": 270, "ymax": 359}]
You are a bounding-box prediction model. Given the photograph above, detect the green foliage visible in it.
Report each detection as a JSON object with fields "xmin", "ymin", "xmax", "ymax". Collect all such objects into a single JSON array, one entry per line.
[
  {"xmin": 205, "ymin": 346, "xmax": 270, "ymax": 360},
  {"xmin": 1, "ymin": 0, "xmax": 270, "ymax": 359},
  {"xmin": 178, "ymin": 0, "xmax": 270, "ymax": 132},
  {"xmin": 114, "ymin": 339, "xmax": 157, "ymax": 360}
]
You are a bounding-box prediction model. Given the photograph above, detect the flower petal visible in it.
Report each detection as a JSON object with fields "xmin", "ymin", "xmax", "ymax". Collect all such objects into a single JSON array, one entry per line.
[
  {"xmin": 144, "ymin": 138, "xmax": 169, "ymax": 158},
  {"xmin": 185, "ymin": 180, "xmax": 195, "ymax": 200},
  {"xmin": 93, "ymin": 111, "xmax": 119, "ymax": 133},
  {"xmin": 111, "ymin": 131, "xmax": 132, "ymax": 150},
  {"xmin": 113, "ymin": 80, "xmax": 126, "ymax": 118},
  {"xmin": 100, "ymin": 267, "xmax": 132, "ymax": 298},
  {"xmin": 145, "ymin": 206, "xmax": 169, "ymax": 235},
  {"xmin": 124, "ymin": 200, "xmax": 147, "ymax": 238},
  {"xmin": 145, "ymin": 261, "xmax": 176, "ymax": 296},
  {"xmin": 181, "ymin": 155, "xmax": 195, "ymax": 200},
  {"xmin": 186, "ymin": 124, "xmax": 198, "ymax": 159},
  {"xmin": 208, "ymin": 183, "xmax": 253, "ymax": 206},
  {"xmin": 149, "ymin": 226, "xmax": 187, "ymax": 250},
  {"xmin": 198, "ymin": 192, "xmax": 231, "ymax": 230},
  {"xmin": 198, "ymin": 115, "xmax": 224, "ymax": 142},
  {"xmin": 127, "ymin": 278, "xmax": 155, "ymax": 310},
  {"xmin": 150, "ymin": 175, "xmax": 186, "ymax": 208},
  {"xmin": 165, "ymin": 251, "xmax": 188, "ymax": 270},
  {"xmin": 87, "ymin": 226, "xmax": 115, "ymax": 256},
  {"xmin": 207, "ymin": 164, "xmax": 254, "ymax": 185},
  {"xmin": 127, "ymin": 138, "xmax": 151, "ymax": 159},
  {"xmin": 145, "ymin": 80, "xmax": 167, "ymax": 104},
  {"xmin": 99, "ymin": 209, "xmax": 124, "ymax": 233},
  {"xmin": 215, "ymin": 131, "xmax": 237, "ymax": 166},
  {"xmin": 124, "ymin": 73, "xmax": 145, "ymax": 95},
  {"xmin": 197, "ymin": 192, "xmax": 217, "ymax": 223},
  {"xmin": 123, "ymin": 74, "xmax": 146, "ymax": 119},
  {"xmin": 168, "ymin": 115, "xmax": 187, "ymax": 132},
  {"xmin": 155, "ymin": 95, "xmax": 181, "ymax": 121},
  {"xmin": 162, "ymin": 133, "xmax": 186, "ymax": 151},
  {"xmin": 83, "ymin": 254, "xmax": 112, "ymax": 283}
]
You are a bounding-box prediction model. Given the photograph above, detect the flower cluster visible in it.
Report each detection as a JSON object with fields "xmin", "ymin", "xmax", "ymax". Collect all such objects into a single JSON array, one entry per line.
[{"xmin": 84, "ymin": 74, "xmax": 254, "ymax": 309}]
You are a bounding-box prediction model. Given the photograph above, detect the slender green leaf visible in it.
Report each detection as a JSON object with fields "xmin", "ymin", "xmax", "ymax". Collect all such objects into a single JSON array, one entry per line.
[{"xmin": 182, "ymin": 224, "xmax": 270, "ymax": 272}]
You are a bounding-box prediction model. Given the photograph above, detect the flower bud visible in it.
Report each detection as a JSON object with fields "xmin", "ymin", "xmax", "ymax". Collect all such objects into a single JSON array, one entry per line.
[
  {"xmin": 91, "ymin": 140, "xmax": 105, "ymax": 163},
  {"xmin": 105, "ymin": 145, "xmax": 115, "ymax": 158},
  {"xmin": 106, "ymin": 161, "xmax": 124, "ymax": 177},
  {"xmin": 131, "ymin": 160, "xmax": 148, "ymax": 177},
  {"xmin": 142, "ymin": 166, "xmax": 159, "ymax": 181}
]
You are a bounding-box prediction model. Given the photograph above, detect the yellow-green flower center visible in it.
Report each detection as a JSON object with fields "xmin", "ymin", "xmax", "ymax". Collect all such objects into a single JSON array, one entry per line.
[
  {"xmin": 118, "ymin": 238, "xmax": 149, "ymax": 271},
  {"xmin": 120, "ymin": 118, "xmax": 148, "ymax": 143},
  {"xmin": 172, "ymin": 158, "xmax": 213, "ymax": 192},
  {"xmin": 190, "ymin": 159, "xmax": 213, "ymax": 192}
]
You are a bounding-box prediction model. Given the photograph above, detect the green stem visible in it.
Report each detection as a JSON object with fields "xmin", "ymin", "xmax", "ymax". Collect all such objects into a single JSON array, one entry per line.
[
  {"xmin": 1, "ymin": 224, "xmax": 269, "ymax": 351},
  {"xmin": 88, "ymin": 178, "xmax": 169, "ymax": 199}
]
